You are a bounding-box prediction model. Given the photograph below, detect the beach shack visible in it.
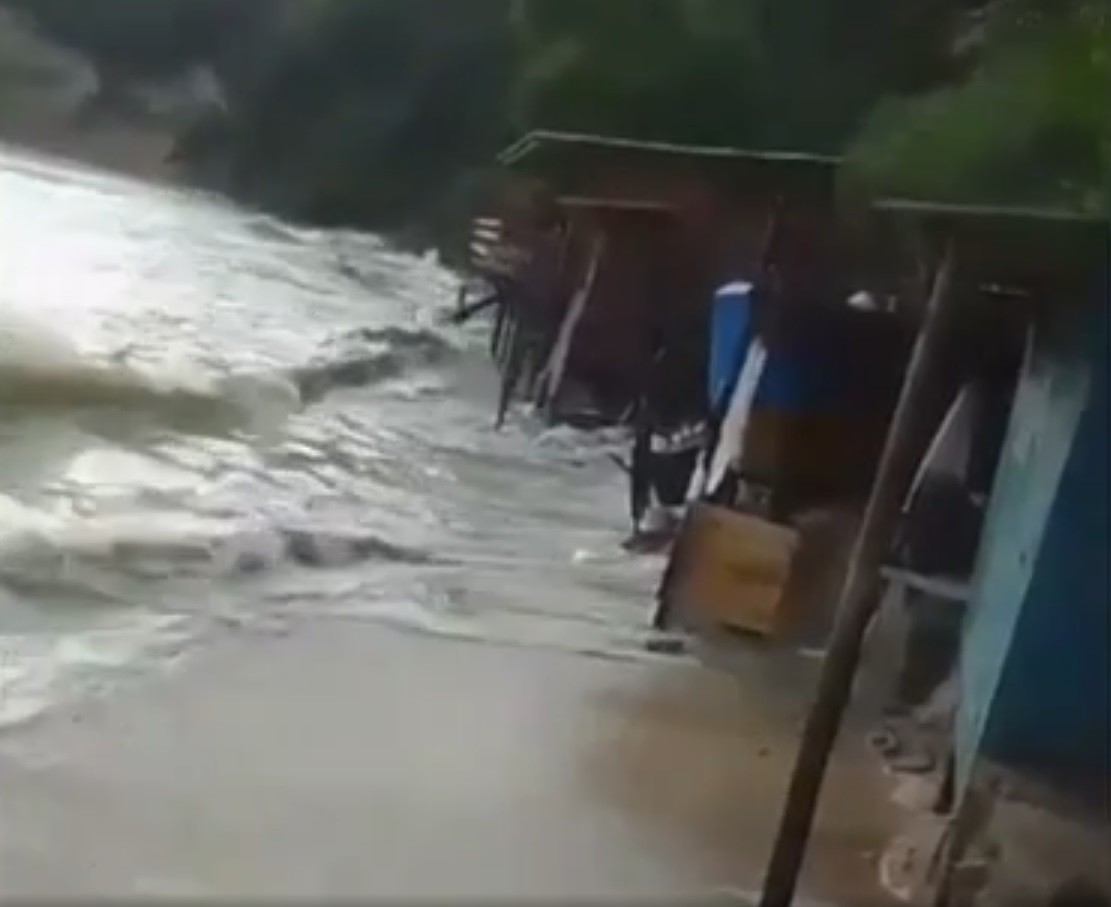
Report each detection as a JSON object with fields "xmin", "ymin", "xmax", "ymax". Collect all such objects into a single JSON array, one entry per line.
[
  {"xmin": 488, "ymin": 130, "xmax": 844, "ymax": 431},
  {"xmin": 757, "ymin": 201, "xmax": 1110, "ymax": 907},
  {"xmin": 898, "ymin": 204, "xmax": 1109, "ymax": 906},
  {"xmin": 488, "ymin": 131, "xmax": 919, "ymax": 557}
]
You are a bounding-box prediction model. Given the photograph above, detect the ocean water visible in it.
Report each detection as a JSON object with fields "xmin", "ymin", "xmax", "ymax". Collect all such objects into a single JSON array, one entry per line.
[{"xmin": 0, "ymin": 148, "xmax": 666, "ymax": 727}]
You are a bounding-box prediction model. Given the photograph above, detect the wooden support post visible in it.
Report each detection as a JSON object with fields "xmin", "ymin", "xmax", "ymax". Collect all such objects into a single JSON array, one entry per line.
[
  {"xmin": 759, "ymin": 246, "xmax": 957, "ymax": 907},
  {"xmin": 495, "ymin": 312, "xmax": 524, "ymax": 430},
  {"xmin": 491, "ymin": 298, "xmax": 505, "ymax": 358}
]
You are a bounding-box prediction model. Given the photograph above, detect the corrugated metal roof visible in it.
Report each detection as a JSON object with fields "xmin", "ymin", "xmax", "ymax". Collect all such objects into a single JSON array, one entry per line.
[{"xmin": 499, "ymin": 130, "xmax": 840, "ymax": 170}]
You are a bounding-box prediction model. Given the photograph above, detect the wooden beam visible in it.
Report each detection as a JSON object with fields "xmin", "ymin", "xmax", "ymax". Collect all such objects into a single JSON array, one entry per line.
[
  {"xmin": 758, "ymin": 245, "xmax": 957, "ymax": 907},
  {"xmin": 495, "ymin": 313, "xmax": 522, "ymax": 430},
  {"xmin": 556, "ymin": 195, "xmax": 677, "ymax": 213}
]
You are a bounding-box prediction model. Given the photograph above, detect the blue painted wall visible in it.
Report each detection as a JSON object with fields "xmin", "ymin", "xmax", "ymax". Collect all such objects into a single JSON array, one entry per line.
[
  {"xmin": 980, "ymin": 298, "xmax": 1109, "ymax": 785},
  {"xmin": 956, "ymin": 292, "xmax": 1107, "ymax": 790}
]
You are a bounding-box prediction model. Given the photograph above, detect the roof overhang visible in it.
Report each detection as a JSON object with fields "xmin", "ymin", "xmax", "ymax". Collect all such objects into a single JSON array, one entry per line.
[
  {"xmin": 873, "ymin": 199, "xmax": 1109, "ymax": 291},
  {"xmin": 498, "ymin": 130, "xmax": 840, "ymax": 202}
]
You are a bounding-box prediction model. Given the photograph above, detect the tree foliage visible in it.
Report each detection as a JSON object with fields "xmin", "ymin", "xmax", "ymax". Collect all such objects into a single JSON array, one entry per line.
[
  {"xmin": 4, "ymin": 0, "xmax": 1106, "ymax": 236},
  {"xmin": 848, "ymin": 0, "xmax": 1110, "ymax": 213},
  {"xmin": 510, "ymin": 0, "xmax": 959, "ymax": 152},
  {"xmin": 5, "ymin": 0, "xmax": 270, "ymax": 79}
]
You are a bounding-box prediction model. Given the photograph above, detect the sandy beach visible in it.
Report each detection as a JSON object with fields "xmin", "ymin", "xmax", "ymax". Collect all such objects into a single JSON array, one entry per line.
[{"xmin": 0, "ymin": 619, "xmax": 900, "ymax": 903}]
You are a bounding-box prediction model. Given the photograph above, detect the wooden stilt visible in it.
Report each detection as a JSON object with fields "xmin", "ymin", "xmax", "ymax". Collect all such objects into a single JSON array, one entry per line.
[
  {"xmin": 496, "ymin": 314, "xmax": 524, "ymax": 430},
  {"xmin": 491, "ymin": 296, "xmax": 508, "ymax": 359},
  {"xmin": 759, "ymin": 247, "xmax": 957, "ymax": 907},
  {"xmin": 497, "ymin": 305, "xmax": 518, "ymax": 373}
]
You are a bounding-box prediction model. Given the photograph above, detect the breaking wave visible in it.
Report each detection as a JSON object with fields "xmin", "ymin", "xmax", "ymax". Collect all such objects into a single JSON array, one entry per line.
[
  {"xmin": 0, "ymin": 149, "xmax": 656, "ymax": 732},
  {"xmin": 289, "ymin": 325, "xmax": 456, "ymax": 403},
  {"xmin": 0, "ymin": 494, "xmax": 441, "ymax": 592},
  {"xmin": 0, "ymin": 313, "xmax": 456, "ymax": 424},
  {"xmin": 0, "ymin": 310, "xmax": 299, "ymax": 427}
]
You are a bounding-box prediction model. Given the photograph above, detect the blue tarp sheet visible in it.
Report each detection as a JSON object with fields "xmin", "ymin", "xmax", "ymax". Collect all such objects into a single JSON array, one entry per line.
[{"xmin": 709, "ymin": 282, "xmax": 753, "ymax": 413}]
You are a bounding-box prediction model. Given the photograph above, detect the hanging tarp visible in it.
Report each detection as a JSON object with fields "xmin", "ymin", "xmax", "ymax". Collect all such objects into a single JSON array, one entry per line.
[
  {"xmin": 706, "ymin": 337, "xmax": 769, "ymax": 497},
  {"xmin": 537, "ymin": 234, "xmax": 606, "ymax": 418}
]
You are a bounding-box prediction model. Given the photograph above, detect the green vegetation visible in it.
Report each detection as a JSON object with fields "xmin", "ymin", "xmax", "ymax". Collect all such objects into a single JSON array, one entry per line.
[
  {"xmin": 4, "ymin": 0, "xmax": 1106, "ymax": 247},
  {"xmin": 849, "ymin": 0, "xmax": 1110, "ymax": 213}
]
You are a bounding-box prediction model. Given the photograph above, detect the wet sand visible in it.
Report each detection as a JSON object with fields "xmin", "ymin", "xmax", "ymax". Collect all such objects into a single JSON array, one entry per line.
[{"xmin": 0, "ymin": 620, "xmax": 900, "ymax": 902}]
